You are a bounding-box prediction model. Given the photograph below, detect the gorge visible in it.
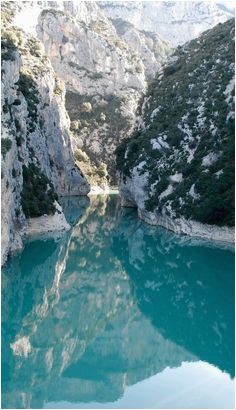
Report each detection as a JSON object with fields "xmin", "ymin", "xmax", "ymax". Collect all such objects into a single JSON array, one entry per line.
[{"xmin": 1, "ymin": 2, "xmax": 235, "ymax": 409}]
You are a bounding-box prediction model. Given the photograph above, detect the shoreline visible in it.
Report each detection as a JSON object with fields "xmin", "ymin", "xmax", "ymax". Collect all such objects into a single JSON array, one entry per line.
[
  {"xmin": 138, "ymin": 208, "xmax": 235, "ymax": 244},
  {"xmin": 118, "ymin": 179, "xmax": 235, "ymax": 245},
  {"xmin": 25, "ymin": 212, "xmax": 70, "ymax": 237},
  {"xmin": 88, "ymin": 186, "xmax": 119, "ymax": 195}
]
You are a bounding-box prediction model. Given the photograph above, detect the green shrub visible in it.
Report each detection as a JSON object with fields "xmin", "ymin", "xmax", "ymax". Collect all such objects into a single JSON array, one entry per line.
[
  {"xmin": 15, "ymin": 208, "xmax": 20, "ymax": 217},
  {"xmin": 1, "ymin": 138, "xmax": 12, "ymax": 158},
  {"xmin": 16, "ymin": 135, "xmax": 23, "ymax": 147},
  {"xmin": 14, "ymin": 119, "xmax": 21, "ymax": 131},
  {"xmin": 12, "ymin": 99, "xmax": 21, "ymax": 106},
  {"xmin": 97, "ymin": 163, "xmax": 107, "ymax": 178},
  {"xmin": 21, "ymin": 164, "xmax": 58, "ymax": 218},
  {"xmin": 2, "ymin": 102, "xmax": 9, "ymax": 113},
  {"xmin": 74, "ymin": 149, "xmax": 89, "ymax": 162},
  {"xmin": 164, "ymin": 63, "xmax": 182, "ymax": 76},
  {"xmin": 1, "ymin": 30, "xmax": 18, "ymax": 61},
  {"xmin": 17, "ymin": 72, "xmax": 39, "ymax": 131},
  {"xmin": 12, "ymin": 168, "xmax": 17, "ymax": 178}
]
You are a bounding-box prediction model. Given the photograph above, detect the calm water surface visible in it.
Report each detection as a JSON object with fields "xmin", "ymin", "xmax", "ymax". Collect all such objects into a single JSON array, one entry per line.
[{"xmin": 1, "ymin": 195, "xmax": 235, "ymax": 409}]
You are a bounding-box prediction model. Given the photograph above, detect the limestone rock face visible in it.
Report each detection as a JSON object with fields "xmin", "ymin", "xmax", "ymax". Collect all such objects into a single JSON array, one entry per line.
[
  {"xmin": 116, "ymin": 19, "xmax": 235, "ymax": 242},
  {"xmin": 1, "ymin": 12, "xmax": 89, "ymax": 264},
  {"xmin": 110, "ymin": 19, "xmax": 171, "ymax": 80},
  {"xmin": 1, "ymin": 50, "xmax": 24, "ymax": 264},
  {"xmin": 99, "ymin": 1, "xmax": 235, "ymax": 46},
  {"xmin": 36, "ymin": 5, "xmax": 146, "ymax": 184}
]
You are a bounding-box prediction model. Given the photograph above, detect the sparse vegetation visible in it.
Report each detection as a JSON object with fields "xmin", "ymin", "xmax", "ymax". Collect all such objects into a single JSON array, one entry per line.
[
  {"xmin": 1, "ymin": 30, "xmax": 17, "ymax": 61},
  {"xmin": 16, "ymin": 72, "xmax": 40, "ymax": 132},
  {"xmin": 54, "ymin": 76, "xmax": 65, "ymax": 95},
  {"xmin": 97, "ymin": 163, "xmax": 108, "ymax": 178},
  {"xmin": 116, "ymin": 19, "xmax": 235, "ymax": 226},
  {"xmin": 70, "ymin": 120, "xmax": 81, "ymax": 131},
  {"xmin": 74, "ymin": 148, "xmax": 108, "ymax": 187}
]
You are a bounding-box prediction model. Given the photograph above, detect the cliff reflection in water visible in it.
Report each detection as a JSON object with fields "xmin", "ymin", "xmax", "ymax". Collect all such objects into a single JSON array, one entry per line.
[{"xmin": 1, "ymin": 195, "xmax": 235, "ymax": 409}]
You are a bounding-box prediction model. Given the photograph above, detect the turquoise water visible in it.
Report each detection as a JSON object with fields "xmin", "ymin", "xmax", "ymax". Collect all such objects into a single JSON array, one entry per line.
[{"xmin": 1, "ymin": 195, "xmax": 235, "ymax": 409}]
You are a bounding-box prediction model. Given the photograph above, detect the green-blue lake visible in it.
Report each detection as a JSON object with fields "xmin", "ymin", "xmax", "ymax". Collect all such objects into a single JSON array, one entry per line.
[{"xmin": 1, "ymin": 195, "xmax": 235, "ymax": 409}]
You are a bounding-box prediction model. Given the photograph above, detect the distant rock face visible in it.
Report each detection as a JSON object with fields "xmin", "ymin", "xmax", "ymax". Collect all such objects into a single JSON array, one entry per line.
[
  {"xmin": 110, "ymin": 17, "xmax": 170, "ymax": 80},
  {"xmin": 1, "ymin": 6, "xmax": 89, "ymax": 264},
  {"xmin": 99, "ymin": 1, "xmax": 235, "ymax": 46},
  {"xmin": 116, "ymin": 19, "xmax": 235, "ymax": 241},
  {"xmin": 36, "ymin": 5, "xmax": 146, "ymax": 184}
]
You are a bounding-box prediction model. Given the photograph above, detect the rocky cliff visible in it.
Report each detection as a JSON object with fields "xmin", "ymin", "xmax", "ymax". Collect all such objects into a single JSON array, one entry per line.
[
  {"xmin": 116, "ymin": 19, "xmax": 235, "ymax": 242},
  {"xmin": 37, "ymin": 5, "xmax": 147, "ymax": 185},
  {"xmin": 99, "ymin": 1, "xmax": 235, "ymax": 46},
  {"xmin": 6, "ymin": 1, "xmax": 171, "ymax": 187},
  {"xmin": 1, "ymin": 7, "xmax": 89, "ymax": 264},
  {"xmin": 4, "ymin": 1, "xmax": 142, "ymax": 186}
]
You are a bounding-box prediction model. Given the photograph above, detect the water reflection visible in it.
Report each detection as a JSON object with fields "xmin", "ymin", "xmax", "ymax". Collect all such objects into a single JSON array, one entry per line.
[
  {"xmin": 113, "ymin": 207, "xmax": 235, "ymax": 378},
  {"xmin": 1, "ymin": 195, "xmax": 235, "ymax": 409}
]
